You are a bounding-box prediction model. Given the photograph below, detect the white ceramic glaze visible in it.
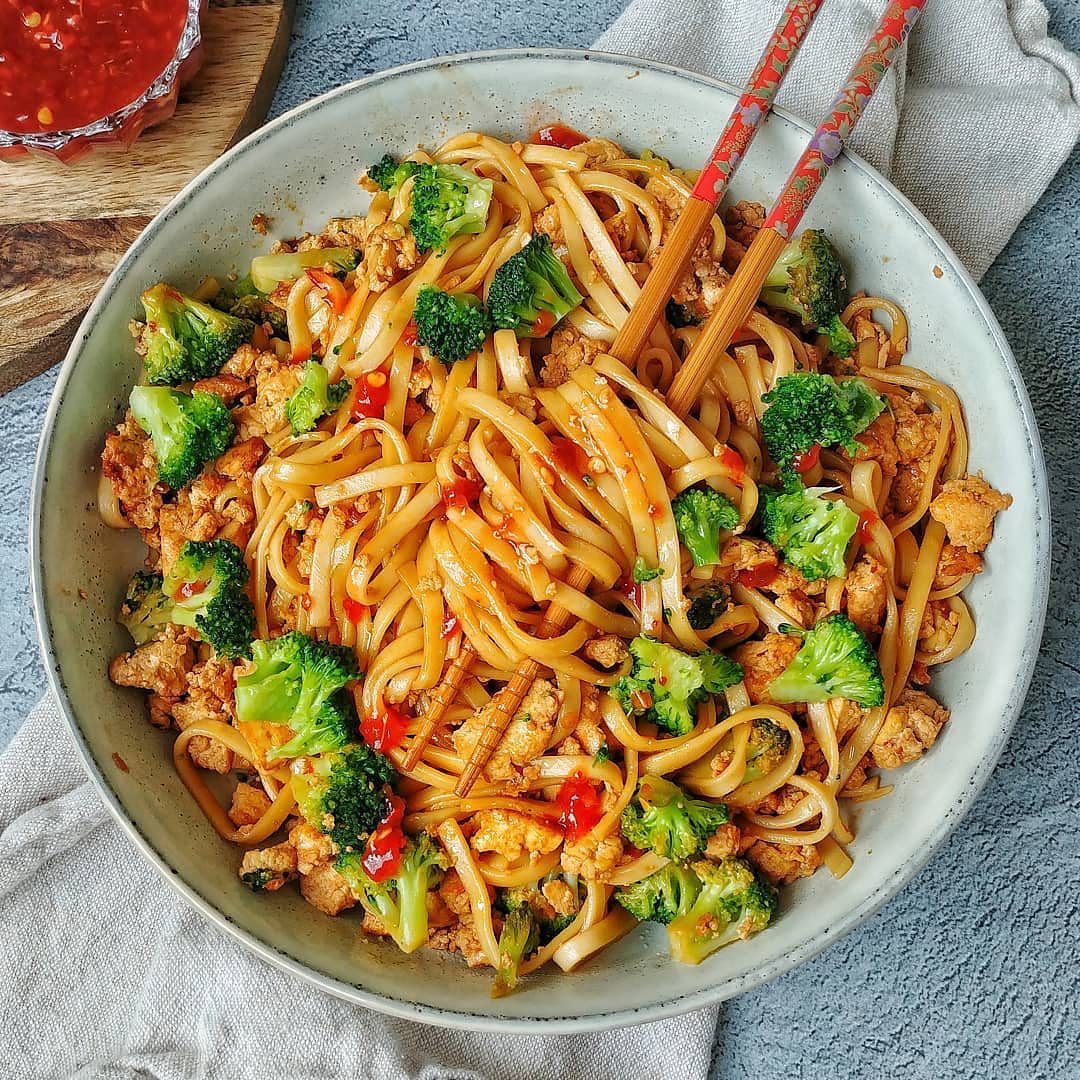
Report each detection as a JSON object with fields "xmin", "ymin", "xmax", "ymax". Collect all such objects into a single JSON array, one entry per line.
[{"xmin": 31, "ymin": 50, "xmax": 1050, "ymax": 1033}]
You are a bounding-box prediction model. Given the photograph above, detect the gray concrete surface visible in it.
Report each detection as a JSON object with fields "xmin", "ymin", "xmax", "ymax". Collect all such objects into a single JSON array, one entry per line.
[{"xmin": 2, "ymin": 2, "xmax": 1077, "ymax": 1075}]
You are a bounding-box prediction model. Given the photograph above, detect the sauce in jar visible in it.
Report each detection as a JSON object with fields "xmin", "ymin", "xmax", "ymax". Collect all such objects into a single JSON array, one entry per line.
[{"xmin": 0, "ymin": 1, "xmax": 191, "ymax": 134}]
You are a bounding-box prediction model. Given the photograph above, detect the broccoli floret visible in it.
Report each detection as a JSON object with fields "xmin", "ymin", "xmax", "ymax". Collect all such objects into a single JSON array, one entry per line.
[
  {"xmin": 409, "ymin": 163, "xmax": 493, "ymax": 253},
  {"xmin": 632, "ymin": 556, "xmax": 663, "ymax": 583},
  {"xmin": 760, "ymin": 482, "xmax": 859, "ymax": 582},
  {"xmin": 140, "ymin": 283, "xmax": 253, "ymax": 384},
  {"xmin": 291, "ymin": 743, "xmax": 395, "ymax": 852},
  {"xmin": 248, "ymin": 248, "xmax": 359, "ymax": 294},
  {"xmin": 413, "ymin": 285, "xmax": 490, "ymax": 364},
  {"xmin": 672, "ymin": 487, "xmax": 740, "ymax": 567},
  {"xmin": 234, "ymin": 631, "xmax": 360, "ymax": 747},
  {"xmin": 667, "ymin": 857, "xmax": 778, "ymax": 964},
  {"xmin": 118, "ymin": 571, "xmax": 173, "ymax": 644},
  {"xmin": 761, "ymin": 229, "xmax": 857, "ymax": 357},
  {"xmin": 611, "ymin": 636, "xmax": 743, "ymax": 737},
  {"xmin": 492, "ymin": 907, "xmax": 540, "ymax": 997},
  {"xmin": 285, "ymin": 361, "xmax": 352, "ymax": 435},
  {"xmin": 367, "ymin": 154, "xmax": 421, "ymax": 195},
  {"xmin": 500, "ymin": 877, "xmax": 577, "ymax": 943},
  {"xmin": 768, "ymin": 613, "xmax": 884, "ymax": 706},
  {"xmin": 620, "ymin": 775, "xmax": 729, "ymax": 860},
  {"xmin": 229, "ymin": 293, "xmax": 288, "ymax": 339},
  {"xmin": 716, "ymin": 718, "xmax": 792, "ymax": 782},
  {"xmin": 686, "ymin": 583, "xmax": 731, "ymax": 631},
  {"xmin": 129, "ymin": 385, "xmax": 234, "ymax": 490},
  {"xmin": 336, "ymin": 833, "xmax": 448, "ymax": 953},
  {"xmin": 265, "ymin": 690, "xmax": 355, "ymax": 763},
  {"xmin": 760, "ymin": 373, "xmax": 886, "ymax": 479},
  {"xmin": 162, "ymin": 539, "xmax": 255, "ymax": 658},
  {"xmin": 488, "ymin": 234, "xmax": 583, "ymax": 337},
  {"xmin": 615, "ymin": 863, "xmax": 702, "ymax": 925}
]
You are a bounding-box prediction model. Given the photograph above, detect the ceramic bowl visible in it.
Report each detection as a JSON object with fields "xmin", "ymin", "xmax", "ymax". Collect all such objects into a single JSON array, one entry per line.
[{"xmin": 31, "ymin": 50, "xmax": 1050, "ymax": 1032}]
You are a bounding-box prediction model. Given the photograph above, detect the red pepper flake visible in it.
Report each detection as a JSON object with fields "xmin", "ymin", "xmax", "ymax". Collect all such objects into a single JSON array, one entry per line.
[
  {"xmin": 530, "ymin": 309, "xmax": 557, "ymax": 336},
  {"xmin": 792, "ymin": 443, "xmax": 821, "ymax": 474},
  {"xmin": 719, "ymin": 445, "xmax": 746, "ymax": 484},
  {"xmin": 555, "ymin": 771, "xmax": 604, "ymax": 842},
  {"xmin": 360, "ymin": 706, "xmax": 410, "ymax": 752},
  {"xmin": 616, "ymin": 575, "xmax": 641, "ymax": 608},
  {"xmin": 174, "ymin": 579, "xmax": 207, "ymax": 600},
  {"xmin": 530, "ymin": 124, "xmax": 588, "ymax": 149},
  {"xmin": 737, "ymin": 563, "xmax": 780, "ymax": 590},
  {"xmin": 351, "ymin": 367, "xmax": 391, "ymax": 420},
  {"xmin": 361, "ymin": 794, "xmax": 407, "ymax": 881},
  {"xmin": 305, "ymin": 268, "xmax": 348, "ymax": 315},
  {"xmin": 440, "ymin": 476, "xmax": 483, "ymax": 511},
  {"xmin": 629, "ymin": 688, "xmax": 653, "ymax": 711},
  {"xmin": 441, "ymin": 612, "xmax": 460, "ymax": 639},
  {"xmin": 343, "ymin": 596, "xmax": 369, "ymax": 624},
  {"xmin": 111, "ymin": 751, "xmax": 129, "ymax": 773},
  {"xmin": 402, "ymin": 319, "xmax": 419, "ymax": 347},
  {"xmin": 857, "ymin": 509, "xmax": 879, "ymax": 546}
]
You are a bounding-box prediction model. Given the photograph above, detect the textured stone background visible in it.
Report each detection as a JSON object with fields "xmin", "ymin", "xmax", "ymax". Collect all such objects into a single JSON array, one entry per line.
[{"xmin": 3, "ymin": 2, "xmax": 1078, "ymax": 1076}]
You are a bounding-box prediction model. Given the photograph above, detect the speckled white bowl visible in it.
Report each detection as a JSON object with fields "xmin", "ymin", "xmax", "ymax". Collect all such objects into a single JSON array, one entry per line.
[{"xmin": 31, "ymin": 50, "xmax": 1050, "ymax": 1032}]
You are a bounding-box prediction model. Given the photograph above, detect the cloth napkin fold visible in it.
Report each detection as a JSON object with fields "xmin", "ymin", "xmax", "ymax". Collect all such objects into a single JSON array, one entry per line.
[
  {"xmin": 3, "ymin": 2, "xmax": 1079, "ymax": 1078},
  {"xmin": 597, "ymin": 0, "xmax": 1080, "ymax": 278}
]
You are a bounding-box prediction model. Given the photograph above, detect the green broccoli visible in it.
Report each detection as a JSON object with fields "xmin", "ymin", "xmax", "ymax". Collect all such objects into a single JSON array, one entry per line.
[
  {"xmin": 488, "ymin": 234, "xmax": 583, "ymax": 337},
  {"xmin": 715, "ymin": 717, "xmax": 791, "ymax": 782},
  {"xmin": 500, "ymin": 877, "xmax": 578, "ymax": 943},
  {"xmin": 492, "ymin": 907, "xmax": 540, "ymax": 996},
  {"xmin": 129, "ymin": 385, "xmax": 234, "ymax": 490},
  {"xmin": 249, "ymin": 248, "xmax": 359, "ymax": 294},
  {"xmin": 611, "ymin": 636, "xmax": 743, "ymax": 737},
  {"xmin": 409, "ymin": 163, "xmax": 493, "ymax": 253},
  {"xmin": 667, "ymin": 857, "xmax": 778, "ymax": 964},
  {"xmin": 760, "ymin": 373, "xmax": 886, "ymax": 479},
  {"xmin": 672, "ymin": 487, "xmax": 740, "ymax": 567},
  {"xmin": 620, "ymin": 775, "xmax": 729, "ymax": 860},
  {"xmin": 285, "ymin": 361, "xmax": 352, "ymax": 435},
  {"xmin": 768, "ymin": 613, "xmax": 884, "ymax": 706},
  {"xmin": 686, "ymin": 583, "xmax": 731, "ymax": 631},
  {"xmin": 367, "ymin": 154, "xmax": 421, "ymax": 195},
  {"xmin": 265, "ymin": 690, "xmax": 356, "ymax": 763},
  {"xmin": 118, "ymin": 571, "xmax": 173, "ymax": 644},
  {"xmin": 413, "ymin": 285, "xmax": 490, "ymax": 364},
  {"xmin": 632, "ymin": 556, "xmax": 663, "ymax": 584},
  {"xmin": 291, "ymin": 743, "xmax": 395, "ymax": 853},
  {"xmin": 140, "ymin": 284, "xmax": 253, "ymax": 385},
  {"xmin": 761, "ymin": 229, "xmax": 856, "ymax": 356},
  {"xmin": 162, "ymin": 540, "xmax": 255, "ymax": 658},
  {"xmin": 759, "ymin": 482, "xmax": 859, "ymax": 581},
  {"xmin": 212, "ymin": 277, "xmax": 289, "ymax": 339},
  {"xmin": 336, "ymin": 833, "xmax": 448, "ymax": 953},
  {"xmin": 234, "ymin": 631, "xmax": 360, "ymax": 741},
  {"xmin": 615, "ymin": 863, "xmax": 703, "ymax": 925}
]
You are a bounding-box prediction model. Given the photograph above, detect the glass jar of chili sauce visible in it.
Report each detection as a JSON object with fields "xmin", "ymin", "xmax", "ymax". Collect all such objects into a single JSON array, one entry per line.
[{"xmin": 0, "ymin": 0, "xmax": 205, "ymax": 164}]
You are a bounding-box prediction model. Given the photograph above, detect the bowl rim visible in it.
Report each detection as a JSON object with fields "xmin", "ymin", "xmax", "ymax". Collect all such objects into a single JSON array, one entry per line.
[{"xmin": 29, "ymin": 46, "xmax": 1051, "ymax": 1034}]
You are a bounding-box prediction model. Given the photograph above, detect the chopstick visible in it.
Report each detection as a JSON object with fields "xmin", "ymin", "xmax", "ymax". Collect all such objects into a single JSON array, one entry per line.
[
  {"xmin": 667, "ymin": 0, "xmax": 927, "ymax": 415},
  {"xmin": 613, "ymin": 0, "xmax": 827, "ymax": 364},
  {"xmin": 449, "ymin": 2, "xmax": 829, "ymax": 796}
]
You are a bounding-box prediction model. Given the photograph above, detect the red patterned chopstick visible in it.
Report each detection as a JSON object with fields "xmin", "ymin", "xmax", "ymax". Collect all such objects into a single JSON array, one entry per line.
[
  {"xmin": 764, "ymin": 0, "xmax": 927, "ymax": 238},
  {"xmin": 691, "ymin": 0, "xmax": 827, "ymax": 206}
]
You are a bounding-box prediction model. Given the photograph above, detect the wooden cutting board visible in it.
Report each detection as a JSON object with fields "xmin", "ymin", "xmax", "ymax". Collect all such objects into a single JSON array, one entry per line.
[{"xmin": 0, "ymin": 0, "xmax": 296, "ymax": 394}]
